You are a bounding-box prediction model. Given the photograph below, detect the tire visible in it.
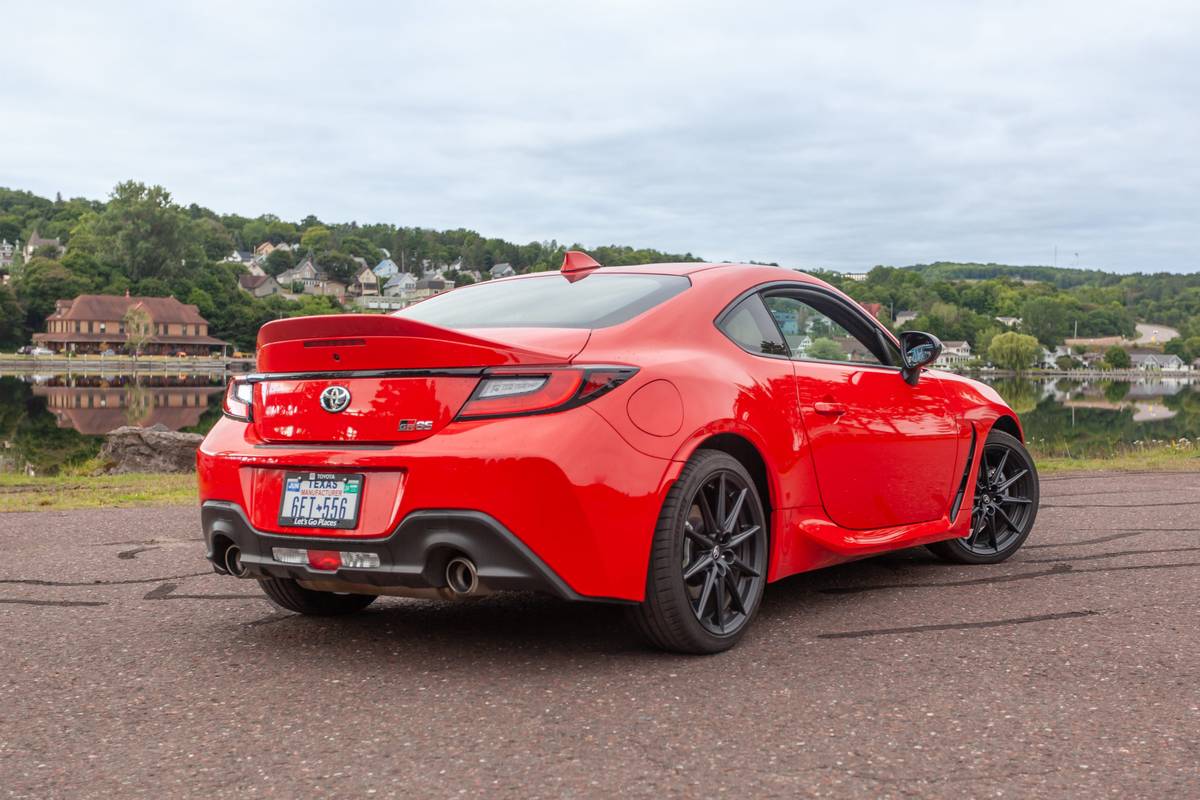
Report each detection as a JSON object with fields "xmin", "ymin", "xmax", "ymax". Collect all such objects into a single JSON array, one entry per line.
[
  {"xmin": 928, "ymin": 428, "xmax": 1039, "ymax": 564},
  {"xmin": 257, "ymin": 577, "xmax": 378, "ymax": 616},
  {"xmin": 628, "ymin": 449, "xmax": 769, "ymax": 654}
]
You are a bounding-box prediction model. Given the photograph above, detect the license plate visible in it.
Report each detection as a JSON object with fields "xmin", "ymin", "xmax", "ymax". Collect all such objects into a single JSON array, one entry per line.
[{"xmin": 278, "ymin": 472, "xmax": 364, "ymax": 529}]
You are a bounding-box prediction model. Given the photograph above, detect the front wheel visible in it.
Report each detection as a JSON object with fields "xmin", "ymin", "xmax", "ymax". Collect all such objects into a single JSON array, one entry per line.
[
  {"xmin": 629, "ymin": 450, "xmax": 769, "ymax": 654},
  {"xmin": 258, "ymin": 577, "xmax": 378, "ymax": 615},
  {"xmin": 928, "ymin": 429, "xmax": 1039, "ymax": 564}
]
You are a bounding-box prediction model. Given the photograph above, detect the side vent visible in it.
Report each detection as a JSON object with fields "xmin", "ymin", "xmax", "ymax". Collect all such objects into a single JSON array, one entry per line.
[{"xmin": 948, "ymin": 426, "xmax": 978, "ymax": 521}]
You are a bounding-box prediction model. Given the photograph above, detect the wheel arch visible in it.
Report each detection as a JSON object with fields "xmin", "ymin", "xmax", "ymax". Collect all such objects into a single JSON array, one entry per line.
[
  {"xmin": 990, "ymin": 413, "xmax": 1023, "ymax": 441},
  {"xmin": 684, "ymin": 432, "xmax": 774, "ymax": 518}
]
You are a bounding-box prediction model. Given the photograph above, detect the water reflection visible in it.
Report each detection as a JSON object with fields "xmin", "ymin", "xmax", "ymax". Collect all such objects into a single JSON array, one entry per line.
[
  {"xmin": 983, "ymin": 376, "xmax": 1200, "ymax": 457},
  {"xmin": 0, "ymin": 374, "xmax": 225, "ymax": 475}
]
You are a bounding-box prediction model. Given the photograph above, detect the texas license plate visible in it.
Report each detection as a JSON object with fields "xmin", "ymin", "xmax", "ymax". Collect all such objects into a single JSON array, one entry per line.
[{"xmin": 278, "ymin": 472, "xmax": 364, "ymax": 529}]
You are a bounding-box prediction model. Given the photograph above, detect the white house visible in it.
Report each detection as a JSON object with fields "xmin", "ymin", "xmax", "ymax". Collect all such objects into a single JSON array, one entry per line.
[
  {"xmin": 1131, "ymin": 352, "xmax": 1188, "ymax": 371},
  {"xmin": 373, "ymin": 258, "xmax": 400, "ymax": 279},
  {"xmin": 934, "ymin": 340, "xmax": 972, "ymax": 368},
  {"xmin": 489, "ymin": 262, "xmax": 516, "ymax": 279},
  {"xmin": 224, "ymin": 249, "xmax": 254, "ymax": 264},
  {"xmin": 893, "ymin": 310, "xmax": 918, "ymax": 327},
  {"xmin": 383, "ymin": 272, "xmax": 418, "ymax": 297}
]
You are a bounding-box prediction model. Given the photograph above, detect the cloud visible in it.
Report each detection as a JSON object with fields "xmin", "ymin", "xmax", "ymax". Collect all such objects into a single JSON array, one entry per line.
[{"xmin": 2, "ymin": 0, "xmax": 1198, "ymax": 272}]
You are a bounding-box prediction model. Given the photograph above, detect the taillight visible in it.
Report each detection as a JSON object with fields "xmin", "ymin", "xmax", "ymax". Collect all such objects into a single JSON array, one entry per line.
[
  {"xmin": 223, "ymin": 379, "xmax": 255, "ymax": 421},
  {"xmin": 456, "ymin": 366, "xmax": 637, "ymax": 420}
]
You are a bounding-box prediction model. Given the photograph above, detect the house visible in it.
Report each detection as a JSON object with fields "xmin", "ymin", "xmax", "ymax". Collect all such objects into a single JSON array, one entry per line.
[
  {"xmin": 253, "ymin": 241, "xmax": 277, "ymax": 258},
  {"xmin": 841, "ymin": 272, "xmax": 869, "ymax": 282},
  {"xmin": 407, "ymin": 277, "xmax": 449, "ymax": 302},
  {"xmin": 224, "ymin": 249, "xmax": 254, "ymax": 264},
  {"xmin": 22, "ymin": 232, "xmax": 62, "ymax": 261},
  {"xmin": 33, "ymin": 294, "xmax": 230, "ymax": 355},
  {"xmin": 857, "ymin": 302, "xmax": 882, "ymax": 319},
  {"xmin": 238, "ymin": 274, "xmax": 283, "ymax": 298},
  {"xmin": 353, "ymin": 295, "xmax": 409, "ymax": 312},
  {"xmin": 995, "ymin": 316, "xmax": 1022, "ymax": 328},
  {"xmin": 1131, "ymin": 352, "xmax": 1187, "ymax": 371},
  {"xmin": 310, "ymin": 279, "xmax": 346, "ymax": 300},
  {"xmin": 1042, "ymin": 345, "xmax": 1073, "ymax": 369},
  {"xmin": 893, "ymin": 310, "xmax": 918, "ymax": 327},
  {"xmin": 382, "ymin": 272, "xmax": 418, "ymax": 297},
  {"xmin": 349, "ymin": 266, "xmax": 379, "ymax": 297},
  {"xmin": 276, "ymin": 256, "xmax": 322, "ymax": 292},
  {"xmin": 244, "ymin": 261, "xmax": 267, "ymax": 278},
  {"xmin": 373, "ymin": 258, "xmax": 400, "ymax": 279},
  {"xmin": 0, "ymin": 239, "xmax": 14, "ymax": 269},
  {"xmin": 489, "ymin": 262, "xmax": 515, "ymax": 279},
  {"xmin": 933, "ymin": 340, "xmax": 972, "ymax": 368}
]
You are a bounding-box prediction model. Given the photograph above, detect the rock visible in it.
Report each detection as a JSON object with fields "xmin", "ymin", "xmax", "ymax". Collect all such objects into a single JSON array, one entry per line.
[{"xmin": 98, "ymin": 426, "xmax": 205, "ymax": 474}]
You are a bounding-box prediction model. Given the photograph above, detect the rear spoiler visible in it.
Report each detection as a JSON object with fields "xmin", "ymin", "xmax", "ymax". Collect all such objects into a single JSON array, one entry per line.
[{"xmin": 256, "ymin": 314, "xmax": 569, "ymax": 373}]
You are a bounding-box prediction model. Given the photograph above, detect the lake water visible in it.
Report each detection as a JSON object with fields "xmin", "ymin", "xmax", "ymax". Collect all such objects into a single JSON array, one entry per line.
[{"xmin": 0, "ymin": 373, "xmax": 1196, "ymax": 474}]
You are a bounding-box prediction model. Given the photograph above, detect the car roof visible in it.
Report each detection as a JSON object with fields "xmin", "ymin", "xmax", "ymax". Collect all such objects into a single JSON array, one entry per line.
[{"xmin": 497, "ymin": 262, "xmax": 826, "ymax": 282}]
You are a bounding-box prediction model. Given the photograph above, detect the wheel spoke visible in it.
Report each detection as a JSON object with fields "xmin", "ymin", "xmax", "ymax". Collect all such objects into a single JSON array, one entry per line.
[
  {"xmin": 995, "ymin": 506, "xmax": 1019, "ymax": 535},
  {"xmin": 695, "ymin": 567, "xmax": 717, "ymax": 621},
  {"xmin": 713, "ymin": 568, "xmax": 728, "ymax": 632},
  {"xmin": 992, "ymin": 449, "xmax": 1009, "ymax": 483},
  {"xmin": 969, "ymin": 513, "xmax": 988, "ymax": 546},
  {"xmin": 685, "ymin": 521, "xmax": 715, "ymax": 549},
  {"xmin": 724, "ymin": 570, "xmax": 747, "ymax": 615},
  {"xmin": 994, "ymin": 469, "xmax": 1028, "ymax": 492},
  {"xmin": 683, "ymin": 554, "xmax": 714, "ymax": 581},
  {"xmin": 999, "ymin": 495, "xmax": 1032, "ymax": 505},
  {"xmin": 715, "ymin": 475, "xmax": 727, "ymax": 534},
  {"xmin": 728, "ymin": 555, "xmax": 760, "ymax": 578},
  {"xmin": 723, "ymin": 488, "xmax": 747, "ymax": 534},
  {"xmin": 727, "ymin": 524, "xmax": 760, "ymax": 549},
  {"xmin": 697, "ymin": 492, "xmax": 720, "ymax": 540}
]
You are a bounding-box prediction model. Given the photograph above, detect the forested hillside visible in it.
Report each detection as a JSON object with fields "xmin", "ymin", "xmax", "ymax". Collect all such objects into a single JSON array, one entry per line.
[{"xmin": 2, "ymin": 182, "xmax": 1199, "ymax": 361}]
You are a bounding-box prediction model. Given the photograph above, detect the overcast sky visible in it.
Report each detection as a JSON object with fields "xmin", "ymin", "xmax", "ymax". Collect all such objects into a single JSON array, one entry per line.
[{"xmin": 3, "ymin": 1, "xmax": 1198, "ymax": 272}]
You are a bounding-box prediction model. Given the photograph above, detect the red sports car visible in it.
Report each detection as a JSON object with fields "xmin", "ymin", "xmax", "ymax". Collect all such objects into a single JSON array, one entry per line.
[{"xmin": 198, "ymin": 252, "xmax": 1039, "ymax": 653}]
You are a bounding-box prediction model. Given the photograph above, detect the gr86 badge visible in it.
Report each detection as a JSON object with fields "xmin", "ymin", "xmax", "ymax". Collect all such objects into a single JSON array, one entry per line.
[{"xmin": 398, "ymin": 419, "xmax": 433, "ymax": 432}]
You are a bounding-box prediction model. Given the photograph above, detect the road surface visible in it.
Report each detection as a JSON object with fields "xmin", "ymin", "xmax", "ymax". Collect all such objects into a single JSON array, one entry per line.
[{"xmin": 1, "ymin": 471, "xmax": 1198, "ymax": 798}]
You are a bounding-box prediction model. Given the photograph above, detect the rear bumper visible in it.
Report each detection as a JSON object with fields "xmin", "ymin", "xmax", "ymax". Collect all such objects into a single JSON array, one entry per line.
[{"xmin": 202, "ymin": 501, "xmax": 620, "ymax": 602}]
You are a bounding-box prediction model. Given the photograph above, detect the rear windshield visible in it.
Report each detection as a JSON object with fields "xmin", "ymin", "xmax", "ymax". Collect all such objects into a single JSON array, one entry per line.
[{"xmin": 394, "ymin": 273, "xmax": 690, "ymax": 329}]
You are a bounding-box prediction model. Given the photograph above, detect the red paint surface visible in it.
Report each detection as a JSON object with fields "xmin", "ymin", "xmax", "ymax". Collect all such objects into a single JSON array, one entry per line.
[{"xmin": 198, "ymin": 263, "xmax": 1021, "ymax": 602}]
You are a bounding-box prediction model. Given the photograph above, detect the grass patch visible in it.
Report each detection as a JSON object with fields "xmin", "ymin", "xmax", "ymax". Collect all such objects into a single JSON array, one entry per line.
[
  {"xmin": 0, "ymin": 470, "xmax": 196, "ymax": 512},
  {"xmin": 1035, "ymin": 446, "xmax": 1200, "ymax": 475}
]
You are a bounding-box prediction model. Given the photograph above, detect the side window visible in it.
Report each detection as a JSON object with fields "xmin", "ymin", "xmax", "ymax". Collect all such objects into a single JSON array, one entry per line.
[
  {"xmin": 762, "ymin": 294, "xmax": 893, "ymax": 367},
  {"xmin": 718, "ymin": 295, "xmax": 788, "ymax": 357}
]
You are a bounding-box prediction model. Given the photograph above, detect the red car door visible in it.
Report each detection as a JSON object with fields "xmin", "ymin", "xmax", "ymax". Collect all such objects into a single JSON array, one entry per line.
[{"xmin": 762, "ymin": 288, "xmax": 960, "ymax": 530}]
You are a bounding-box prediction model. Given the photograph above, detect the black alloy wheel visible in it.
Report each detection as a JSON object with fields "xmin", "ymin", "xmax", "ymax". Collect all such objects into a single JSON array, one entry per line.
[
  {"xmin": 929, "ymin": 429, "xmax": 1039, "ymax": 564},
  {"xmin": 631, "ymin": 450, "xmax": 769, "ymax": 654}
]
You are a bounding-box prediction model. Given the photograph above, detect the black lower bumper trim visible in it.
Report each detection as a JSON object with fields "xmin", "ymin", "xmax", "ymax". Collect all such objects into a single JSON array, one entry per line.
[{"xmin": 201, "ymin": 501, "xmax": 598, "ymax": 602}]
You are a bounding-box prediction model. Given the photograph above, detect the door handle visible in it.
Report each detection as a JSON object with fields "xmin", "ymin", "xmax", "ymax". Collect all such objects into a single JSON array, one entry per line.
[{"xmin": 814, "ymin": 401, "xmax": 847, "ymax": 416}]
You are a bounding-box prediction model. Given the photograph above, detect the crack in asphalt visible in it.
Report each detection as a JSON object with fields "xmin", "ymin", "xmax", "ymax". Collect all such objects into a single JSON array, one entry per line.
[
  {"xmin": 820, "ymin": 560, "xmax": 1200, "ymax": 595},
  {"xmin": 0, "ymin": 572, "xmax": 211, "ymax": 587},
  {"xmin": 1039, "ymin": 471, "xmax": 1200, "ymax": 482},
  {"xmin": 1042, "ymin": 501, "xmax": 1200, "ymax": 509},
  {"xmin": 1023, "ymin": 546, "xmax": 1200, "ymax": 564},
  {"xmin": 0, "ymin": 597, "xmax": 108, "ymax": 607},
  {"xmin": 117, "ymin": 546, "xmax": 161, "ymax": 560},
  {"xmin": 142, "ymin": 582, "xmax": 259, "ymax": 601},
  {"xmin": 1025, "ymin": 529, "xmax": 1200, "ymax": 548},
  {"xmin": 819, "ymin": 609, "xmax": 1099, "ymax": 639}
]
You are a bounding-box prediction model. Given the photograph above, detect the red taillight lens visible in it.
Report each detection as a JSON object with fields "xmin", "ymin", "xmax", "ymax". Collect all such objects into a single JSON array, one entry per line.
[
  {"xmin": 222, "ymin": 379, "xmax": 254, "ymax": 421},
  {"xmin": 456, "ymin": 366, "xmax": 637, "ymax": 420}
]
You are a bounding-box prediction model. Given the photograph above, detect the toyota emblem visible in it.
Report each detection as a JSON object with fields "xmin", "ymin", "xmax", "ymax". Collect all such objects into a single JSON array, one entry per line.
[{"xmin": 319, "ymin": 385, "xmax": 351, "ymax": 413}]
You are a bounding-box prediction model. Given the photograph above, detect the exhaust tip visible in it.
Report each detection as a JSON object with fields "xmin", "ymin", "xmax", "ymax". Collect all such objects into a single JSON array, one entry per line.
[
  {"xmin": 224, "ymin": 545, "xmax": 249, "ymax": 578},
  {"xmin": 445, "ymin": 556, "xmax": 478, "ymax": 595}
]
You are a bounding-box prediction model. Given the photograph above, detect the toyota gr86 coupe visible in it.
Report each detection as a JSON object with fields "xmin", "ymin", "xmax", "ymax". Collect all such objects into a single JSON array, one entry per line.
[{"xmin": 198, "ymin": 252, "xmax": 1039, "ymax": 653}]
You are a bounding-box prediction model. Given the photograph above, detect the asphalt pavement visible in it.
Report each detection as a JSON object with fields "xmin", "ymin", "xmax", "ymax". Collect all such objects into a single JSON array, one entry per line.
[{"xmin": 1, "ymin": 471, "xmax": 1198, "ymax": 798}]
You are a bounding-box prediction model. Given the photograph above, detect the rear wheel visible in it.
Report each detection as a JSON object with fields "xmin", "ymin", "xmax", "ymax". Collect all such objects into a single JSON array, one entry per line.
[
  {"xmin": 629, "ymin": 450, "xmax": 768, "ymax": 654},
  {"xmin": 928, "ymin": 429, "xmax": 1039, "ymax": 564},
  {"xmin": 257, "ymin": 577, "xmax": 377, "ymax": 615}
]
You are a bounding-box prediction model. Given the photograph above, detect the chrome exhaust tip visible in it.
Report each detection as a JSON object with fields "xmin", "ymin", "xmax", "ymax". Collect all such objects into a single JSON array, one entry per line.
[
  {"xmin": 445, "ymin": 556, "xmax": 479, "ymax": 596},
  {"xmin": 224, "ymin": 545, "xmax": 249, "ymax": 578}
]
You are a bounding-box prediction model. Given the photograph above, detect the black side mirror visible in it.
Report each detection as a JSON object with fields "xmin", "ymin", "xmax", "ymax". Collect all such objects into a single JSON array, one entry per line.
[{"xmin": 898, "ymin": 331, "xmax": 942, "ymax": 385}]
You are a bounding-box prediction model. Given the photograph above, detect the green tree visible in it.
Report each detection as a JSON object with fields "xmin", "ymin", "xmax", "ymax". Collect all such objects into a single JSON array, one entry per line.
[
  {"xmin": 300, "ymin": 225, "xmax": 333, "ymax": 252},
  {"xmin": 14, "ymin": 258, "xmax": 89, "ymax": 330},
  {"xmin": 123, "ymin": 304, "xmax": 153, "ymax": 358},
  {"xmin": 987, "ymin": 332, "xmax": 1042, "ymax": 371},
  {"xmin": 263, "ymin": 248, "xmax": 295, "ymax": 276},
  {"xmin": 1104, "ymin": 346, "xmax": 1131, "ymax": 369},
  {"xmin": 0, "ymin": 285, "xmax": 26, "ymax": 348},
  {"xmin": 807, "ymin": 337, "xmax": 846, "ymax": 361},
  {"xmin": 1021, "ymin": 296, "xmax": 1072, "ymax": 347}
]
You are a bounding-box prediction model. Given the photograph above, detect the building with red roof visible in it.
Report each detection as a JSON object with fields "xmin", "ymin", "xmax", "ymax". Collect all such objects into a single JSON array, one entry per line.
[{"xmin": 33, "ymin": 294, "xmax": 230, "ymax": 355}]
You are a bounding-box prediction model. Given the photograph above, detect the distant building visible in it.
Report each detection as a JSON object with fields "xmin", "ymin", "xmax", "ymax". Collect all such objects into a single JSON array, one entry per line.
[
  {"xmin": 995, "ymin": 316, "xmax": 1022, "ymax": 328},
  {"xmin": 934, "ymin": 341, "xmax": 972, "ymax": 368},
  {"xmin": 841, "ymin": 272, "xmax": 869, "ymax": 282},
  {"xmin": 407, "ymin": 277, "xmax": 449, "ymax": 302},
  {"xmin": 373, "ymin": 258, "xmax": 400, "ymax": 279},
  {"xmin": 1131, "ymin": 352, "xmax": 1187, "ymax": 371},
  {"xmin": 244, "ymin": 261, "xmax": 267, "ymax": 278},
  {"xmin": 224, "ymin": 249, "xmax": 254, "ymax": 264},
  {"xmin": 238, "ymin": 274, "xmax": 283, "ymax": 298},
  {"xmin": 22, "ymin": 231, "xmax": 62, "ymax": 261},
  {"xmin": 353, "ymin": 295, "xmax": 409, "ymax": 312},
  {"xmin": 276, "ymin": 257, "xmax": 322, "ymax": 293},
  {"xmin": 0, "ymin": 239, "xmax": 15, "ymax": 269},
  {"xmin": 893, "ymin": 310, "xmax": 918, "ymax": 327},
  {"xmin": 349, "ymin": 266, "xmax": 379, "ymax": 297},
  {"xmin": 489, "ymin": 262, "xmax": 515, "ymax": 279},
  {"xmin": 253, "ymin": 241, "xmax": 277, "ymax": 258},
  {"xmin": 857, "ymin": 301, "xmax": 882, "ymax": 319},
  {"xmin": 383, "ymin": 272, "xmax": 418, "ymax": 297},
  {"xmin": 33, "ymin": 294, "xmax": 229, "ymax": 355}
]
